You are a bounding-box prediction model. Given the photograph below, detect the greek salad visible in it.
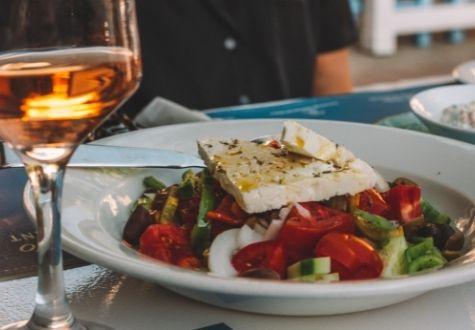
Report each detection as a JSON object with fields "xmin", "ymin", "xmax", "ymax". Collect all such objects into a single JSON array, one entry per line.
[{"xmin": 122, "ymin": 122, "xmax": 465, "ymax": 282}]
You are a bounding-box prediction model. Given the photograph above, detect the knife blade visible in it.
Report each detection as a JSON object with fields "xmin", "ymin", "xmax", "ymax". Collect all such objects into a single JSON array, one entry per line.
[{"xmin": 0, "ymin": 143, "xmax": 205, "ymax": 169}]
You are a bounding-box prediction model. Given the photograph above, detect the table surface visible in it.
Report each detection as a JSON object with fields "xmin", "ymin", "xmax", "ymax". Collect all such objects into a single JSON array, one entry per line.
[
  {"xmin": 2, "ymin": 265, "xmax": 475, "ymax": 329},
  {"xmin": 2, "ymin": 75, "xmax": 475, "ymax": 330}
]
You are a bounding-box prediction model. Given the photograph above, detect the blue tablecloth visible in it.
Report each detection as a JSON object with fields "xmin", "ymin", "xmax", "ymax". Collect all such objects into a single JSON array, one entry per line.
[{"xmin": 205, "ymin": 82, "xmax": 455, "ymax": 132}]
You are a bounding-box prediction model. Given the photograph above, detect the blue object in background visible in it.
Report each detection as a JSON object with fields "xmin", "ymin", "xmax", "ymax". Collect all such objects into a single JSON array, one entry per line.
[
  {"xmin": 449, "ymin": 29, "xmax": 465, "ymax": 44},
  {"xmin": 205, "ymin": 82, "xmax": 455, "ymax": 124},
  {"xmin": 408, "ymin": 0, "xmax": 433, "ymax": 48},
  {"xmin": 348, "ymin": 0, "xmax": 363, "ymax": 22},
  {"xmin": 446, "ymin": 0, "xmax": 465, "ymax": 44},
  {"xmin": 416, "ymin": 32, "xmax": 432, "ymax": 48}
]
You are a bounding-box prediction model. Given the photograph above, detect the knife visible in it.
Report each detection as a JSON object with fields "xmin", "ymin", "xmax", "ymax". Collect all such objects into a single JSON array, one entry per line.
[{"xmin": 0, "ymin": 143, "xmax": 206, "ymax": 169}]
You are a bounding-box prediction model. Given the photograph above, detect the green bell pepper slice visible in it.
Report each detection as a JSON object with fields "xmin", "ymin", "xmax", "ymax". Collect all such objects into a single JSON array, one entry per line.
[
  {"xmin": 143, "ymin": 176, "xmax": 167, "ymax": 191},
  {"xmin": 191, "ymin": 170, "xmax": 215, "ymax": 254},
  {"xmin": 421, "ymin": 199, "xmax": 450, "ymax": 225}
]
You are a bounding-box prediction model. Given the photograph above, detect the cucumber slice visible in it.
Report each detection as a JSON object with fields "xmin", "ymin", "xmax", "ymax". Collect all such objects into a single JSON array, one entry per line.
[
  {"xmin": 404, "ymin": 237, "xmax": 447, "ymax": 274},
  {"xmin": 292, "ymin": 273, "xmax": 340, "ymax": 283},
  {"xmin": 379, "ymin": 227, "xmax": 408, "ymax": 278},
  {"xmin": 321, "ymin": 272, "xmax": 340, "ymax": 282},
  {"xmin": 405, "ymin": 237, "xmax": 434, "ymax": 263},
  {"xmin": 408, "ymin": 255, "xmax": 445, "ymax": 274},
  {"xmin": 287, "ymin": 257, "xmax": 331, "ymax": 279}
]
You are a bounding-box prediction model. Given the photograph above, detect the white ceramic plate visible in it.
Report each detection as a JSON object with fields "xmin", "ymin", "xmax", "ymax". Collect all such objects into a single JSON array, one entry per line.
[
  {"xmin": 25, "ymin": 120, "xmax": 475, "ymax": 316},
  {"xmin": 453, "ymin": 60, "xmax": 475, "ymax": 84},
  {"xmin": 410, "ymin": 85, "xmax": 475, "ymax": 144}
]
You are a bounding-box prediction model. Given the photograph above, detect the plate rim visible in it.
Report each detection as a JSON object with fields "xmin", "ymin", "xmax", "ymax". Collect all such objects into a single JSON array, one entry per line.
[{"xmin": 97, "ymin": 118, "xmax": 475, "ymax": 150}]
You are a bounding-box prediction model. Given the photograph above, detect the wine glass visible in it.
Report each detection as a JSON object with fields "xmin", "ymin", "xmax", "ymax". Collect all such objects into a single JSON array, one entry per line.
[{"xmin": 0, "ymin": 1, "xmax": 141, "ymax": 329}]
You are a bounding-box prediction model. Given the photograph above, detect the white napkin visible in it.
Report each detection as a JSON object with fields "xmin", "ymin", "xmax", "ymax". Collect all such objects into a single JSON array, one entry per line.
[{"xmin": 133, "ymin": 97, "xmax": 211, "ymax": 128}]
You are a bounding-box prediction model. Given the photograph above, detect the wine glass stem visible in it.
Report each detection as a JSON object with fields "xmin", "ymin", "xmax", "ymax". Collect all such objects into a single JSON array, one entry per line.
[{"xmin": 25, "ymin": 163, "xmax": 77, "ymax": 329}]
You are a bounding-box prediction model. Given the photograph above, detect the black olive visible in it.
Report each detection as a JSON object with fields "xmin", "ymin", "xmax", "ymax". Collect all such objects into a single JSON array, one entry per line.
[
  {"xmin": 443, "ymin": 250, "xmax": 463, "ymax": 261},
  {"xmin": 438, "ymin": 223, "xmax": 455, "ymax": 247},
  {"xmin": 416, "ymin": 223, "xmax": 443, "ymax": 248},
  {"xmin": 123, "ymin": 205, "xmax": 154, "ymax": 246},
  {"xmin": 402, "ymin": 217, "xmax": 433, "ymax": 242},
  {"xmin": 239, "ymin": 268, "xmax": 281, "ymax": 280},
  {"xmin": 444, "ymin": 228, "xmax": 465, "ymax": 251},
  {"xmin": 403, "ymin": 217, "xmax": 426, "ymax": 238}
]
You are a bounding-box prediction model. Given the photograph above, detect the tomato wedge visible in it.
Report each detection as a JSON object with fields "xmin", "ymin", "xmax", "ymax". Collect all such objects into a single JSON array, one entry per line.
[
  {"xmin": 212, "ymin": 195, "xmax": 248, "ymax": 220},
  {"xmin": 207, "ymin": 211, "xmax": 241, "ymax": 225},
  {"xmin": 216, "ymin": 195, "xmax": 234, "ymax": 212},
  {"xmin": 315, "ymin": 232, "xmax": 383, "ymax": 280},
  {"xmin": 265, "ymin": 139, "xmax": 282, "ymax": 149},
  {"xmin": 277, "ymin": 202, "xmax": 355, "ymax": 265},
  {"xmin": 231, "ymin": 241, "xmax": 286, "ymax": 279},
  {"xmin": 209, "ymin": 195, "xmax": 247, "ymax": 238},
  {"xmin": 139, "ymin": 224, "xmax": 198, "ymax": 267},
  {"xmin": 287, "ymin": 201, "xmax": 333, "ymax": 219},
  {"xmin": 176, "ymin": 255, "xmax": 201, "ymax": 269},
  {"xmin": 357, "ymin": 189, "xmax": 390, "ymax": 216},
  {"xmin": 384, "ymin": 184, "xmax": 422, "ymax": 224}
]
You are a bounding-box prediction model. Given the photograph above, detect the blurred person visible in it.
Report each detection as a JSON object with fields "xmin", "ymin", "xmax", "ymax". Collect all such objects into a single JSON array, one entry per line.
[
  {"xmin": 124, "ymin": 0, "xmax": 356, "ymax": 116},
  {"xmin": 125, "ymin": 0, "xmax": 356, "ymax": 116}
]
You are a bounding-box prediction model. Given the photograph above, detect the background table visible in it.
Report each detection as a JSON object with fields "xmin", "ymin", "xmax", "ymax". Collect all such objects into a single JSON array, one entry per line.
[{"xmin": 1, "ymin": 76, "xmax": 474, "ymax": 329}]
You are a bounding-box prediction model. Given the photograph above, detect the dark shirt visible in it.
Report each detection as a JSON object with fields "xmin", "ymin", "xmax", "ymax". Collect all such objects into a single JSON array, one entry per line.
[{"xmin": 124, "ymin": 0, "xmax": 356, "ymax": 115}]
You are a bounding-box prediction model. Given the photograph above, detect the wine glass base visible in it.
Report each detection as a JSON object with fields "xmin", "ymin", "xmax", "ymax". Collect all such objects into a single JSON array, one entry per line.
[{"xmin": 1, "ymin": 320, "xmax": 113, "ymax": 330}]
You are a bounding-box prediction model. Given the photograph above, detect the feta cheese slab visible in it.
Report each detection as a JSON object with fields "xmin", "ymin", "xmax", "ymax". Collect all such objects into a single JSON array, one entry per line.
[
  {"xmin": 281, "ymin": 121, "xmax": 354, "ymax": 167},
  {"xmin": 197, "ymin": 138, "xmax": 376, "ymax": 213}
]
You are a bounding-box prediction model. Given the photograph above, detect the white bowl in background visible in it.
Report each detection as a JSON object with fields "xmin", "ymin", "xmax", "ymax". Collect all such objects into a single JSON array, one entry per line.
[
  {"xmin": 453, "ymin": 60, "xmax": 475, "ymax": 84},
  {"xmin": 410, "ymin": 85, "xmax": 475, "ymax": 144}
]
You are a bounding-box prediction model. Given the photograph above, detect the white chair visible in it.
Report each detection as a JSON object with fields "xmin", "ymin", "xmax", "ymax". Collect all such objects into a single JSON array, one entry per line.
[{"xmin": 360, "ymin": 0, "xmax": 475, "ymax": 56}]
